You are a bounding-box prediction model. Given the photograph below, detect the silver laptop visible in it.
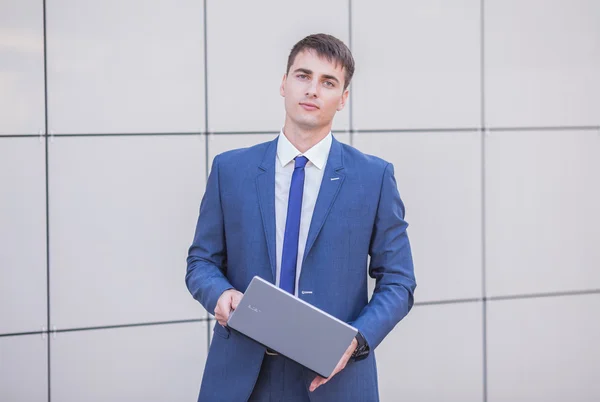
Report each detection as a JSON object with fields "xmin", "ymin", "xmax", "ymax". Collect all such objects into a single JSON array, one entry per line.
[{"xmin": 227, "ymin": 275, "xmax": 358, "ymax": 378}]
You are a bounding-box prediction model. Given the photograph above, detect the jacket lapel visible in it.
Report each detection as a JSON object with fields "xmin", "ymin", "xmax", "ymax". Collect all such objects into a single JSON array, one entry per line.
[
  {"xmin": 302, "ymin": 136, "xmax": 345, "ymax": 264},
  {"xmin": 255, "ymin": 137, "xmax": 279, "ymax": 282}
]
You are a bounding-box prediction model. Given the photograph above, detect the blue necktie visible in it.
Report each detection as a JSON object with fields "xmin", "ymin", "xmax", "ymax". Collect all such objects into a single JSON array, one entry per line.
[{"xmin": 280, "ymin": 156, "xmax": 309, "ymax": 295}]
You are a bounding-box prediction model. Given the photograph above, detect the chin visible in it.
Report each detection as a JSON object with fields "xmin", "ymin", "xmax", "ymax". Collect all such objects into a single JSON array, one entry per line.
[{"xmin": 295, "ymin": 118, "xmax": 322, "ymax": 130}]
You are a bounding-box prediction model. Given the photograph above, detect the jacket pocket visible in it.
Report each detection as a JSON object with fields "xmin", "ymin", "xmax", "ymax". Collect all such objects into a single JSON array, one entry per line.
[{"xmin": 213, "ymin": 323, "xmax": 231, "ymax": 339}]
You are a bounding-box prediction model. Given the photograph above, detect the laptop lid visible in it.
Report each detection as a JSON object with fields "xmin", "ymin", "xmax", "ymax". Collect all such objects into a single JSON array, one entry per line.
[{"xmin": 227, "ymin": 276, "xmax": 358, "ymax": 378}]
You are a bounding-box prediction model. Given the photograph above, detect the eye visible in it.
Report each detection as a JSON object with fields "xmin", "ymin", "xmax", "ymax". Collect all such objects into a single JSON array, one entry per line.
[
  {"xmin": 297, "ymin": 74, "xmax": 308, "ymax": 79},
  {"xmin": 324, "ymin": 81, "xmax": 335, "ymax": 87}
]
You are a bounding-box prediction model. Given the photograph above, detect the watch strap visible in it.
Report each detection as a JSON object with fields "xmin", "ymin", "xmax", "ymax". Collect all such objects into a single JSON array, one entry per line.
[{"xmin": 351, "ymin": 331, "xmax": 370, "ymax": 361}]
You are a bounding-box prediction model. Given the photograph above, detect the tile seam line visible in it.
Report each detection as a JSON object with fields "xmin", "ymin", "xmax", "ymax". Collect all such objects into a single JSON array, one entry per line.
[
  {"xmin": 4, "ymin": 125, "xmax": 600, "ymax": 138},
  {"xmin": 2, "ymin": 288, "xmax": 599, "ymax": 338}
]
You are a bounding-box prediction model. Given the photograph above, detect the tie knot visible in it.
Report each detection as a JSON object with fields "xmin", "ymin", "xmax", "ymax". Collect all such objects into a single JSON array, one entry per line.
[{"xmin": 294, "ymin": 156, "xmax": 309, "ymax": 169}]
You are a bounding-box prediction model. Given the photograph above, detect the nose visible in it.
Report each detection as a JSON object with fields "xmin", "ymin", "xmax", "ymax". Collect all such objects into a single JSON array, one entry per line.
[{"xmin": 305, "ymin": 79, "xmax": 318, "ymax": 98}]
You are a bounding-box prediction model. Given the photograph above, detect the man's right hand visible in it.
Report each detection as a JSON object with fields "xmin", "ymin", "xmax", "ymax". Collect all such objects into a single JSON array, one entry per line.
[{"xmin": 214, "ymin": 288, "xmax": 243, "ymax": 327}]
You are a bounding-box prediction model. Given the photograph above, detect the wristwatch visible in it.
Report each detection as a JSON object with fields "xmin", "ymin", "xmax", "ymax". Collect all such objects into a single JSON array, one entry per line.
[{"xmin": 351, "ymin": 331, "xmax": 370, "ymax": 361}]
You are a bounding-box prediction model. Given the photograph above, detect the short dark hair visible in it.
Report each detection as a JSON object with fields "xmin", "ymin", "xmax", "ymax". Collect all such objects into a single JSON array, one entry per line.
[{"xmin": 286, "ymin": 33, "xmax": 355, "ymax": 90}]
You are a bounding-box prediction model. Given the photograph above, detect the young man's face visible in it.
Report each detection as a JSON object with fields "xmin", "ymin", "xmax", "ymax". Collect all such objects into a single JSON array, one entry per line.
[{"xmin": 280, "ymin": 49, "xmax": 349, "ymax": 131}]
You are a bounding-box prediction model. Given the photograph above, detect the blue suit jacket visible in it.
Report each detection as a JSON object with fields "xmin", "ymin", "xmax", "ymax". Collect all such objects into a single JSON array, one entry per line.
[{"xmin": 186, "ymin": 135, "xmax": 416, "ymax": 402}]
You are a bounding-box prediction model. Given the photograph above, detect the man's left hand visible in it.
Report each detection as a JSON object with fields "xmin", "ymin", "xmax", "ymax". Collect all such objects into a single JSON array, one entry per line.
[{"xmin": 309, "ymin": 338, "xmax": 358, "ymax": 392}]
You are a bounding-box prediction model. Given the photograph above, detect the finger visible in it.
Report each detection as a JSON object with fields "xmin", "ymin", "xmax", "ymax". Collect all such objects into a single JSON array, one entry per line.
[
  {"xmin": 324, "ymin": 367, "xmax": 340, "ymax": 384},
  {"xmin": 215, "ymin": 305, "xmax": 231, "ymax": 325},
  {"xmin": 312, "ymin": 375, "xmax": 324, "ymax": 384},
  {"xmin": 213, "ymin": 312, "xmax": 222, "ymax": 325},
  {"xmin": 309, "ymin": 376, "xmax": 324, "ymax": 392},
  {"xmin": 214, "ymin": 303, "xmax": 224, "ymax": 318},
  {"xmin": 231, "ymin": 296, "xmax": 240, "ymax": 310},
  {"xmin": 317, "ymin": 360, "xmax": 344, "ymax": 389},
  {"xmin": 232, "ymin": 291, "xmax": 243, "ymax": 309},
  {"xmin": 317, "ymin": 377, "xmax": 327, "ymax": 388},
  {"xmin": 218, "ymin": 313, "xmax": 229, "ymax": 325},
  {"xmin": 310, "ymin": 347, "xmax": 352, "ymax": 392},
  {"xmin": 219, "ymin": 296, "xmax": 232, "ymax": 317}
]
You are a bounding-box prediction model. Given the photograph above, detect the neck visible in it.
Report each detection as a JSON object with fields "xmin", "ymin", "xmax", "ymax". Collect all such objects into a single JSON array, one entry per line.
[{"xmin": 282, "ymin": 120, "xmax": 331, "ymax": 154}]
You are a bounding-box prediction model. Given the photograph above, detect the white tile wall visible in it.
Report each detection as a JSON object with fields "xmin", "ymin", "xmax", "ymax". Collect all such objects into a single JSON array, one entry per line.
[
  {"xmin": 0, "ymin": 334, "xmax": 48, "ymax": 402},
  {"xmin": 487, "ymin": 295, "xmax": 600, "ymax": 402},
  {"xmin": 486, "ymin": 0, "xmax": 600, "ymax": 127},
  {"xmin": 206, "ymin": 0, "xmax": 350, "ymax": 133},
  {"xmin": 377, "ymin": 302, "xmax": 484, "ymax": 402},
  {"xmin": 0, "ymin": 138, "xmax": 47, "ymax": 334},
  {"xmin": 352, "ymin": 0, "xmax": 481, "ymax": 130},
  {"xmin": 49, "ymin": 136, "xmax": 207, "ymax": 328},
  {"xmin": 46, "ymin": 0, "xmax": 205, "ymax": 134},
  {"xmin": 486, "ymin": 130, "xmax": 600, "ymax": 297},
  {"xmin": 1, "ymin": 0, "xmax": 599, "ymax": 400},
  {"xmin": 208, "ymin": 133, "xmax": 278, "ymax": 167},
  {"xmin": 50, "ymin": 322, "xmax": 207, "ymax": 402},
  {"xmin": 0, "ymin": 0, "xmax": 45, "ymax": 135},
  {"xmin": 355, "ymin": 131, "xmax": 483, "ymax": 302}
]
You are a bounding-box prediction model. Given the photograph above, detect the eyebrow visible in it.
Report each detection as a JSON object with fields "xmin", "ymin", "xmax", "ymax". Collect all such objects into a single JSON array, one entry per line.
[{"xmin": 292, "ymin": 68, "xmax": 341, "ymax": 85}]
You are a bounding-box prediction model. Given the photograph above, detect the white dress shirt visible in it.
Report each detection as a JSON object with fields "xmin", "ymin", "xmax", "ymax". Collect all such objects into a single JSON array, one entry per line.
[{"xmin": 275, "ymin": 130, "xmax": 332, "ymax": 296}]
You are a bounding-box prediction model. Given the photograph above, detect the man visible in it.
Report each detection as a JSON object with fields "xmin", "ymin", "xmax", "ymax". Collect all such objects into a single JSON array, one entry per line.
[{"xmin": 186, "ymin": 33, "xmax": 416, "ymax": 402}]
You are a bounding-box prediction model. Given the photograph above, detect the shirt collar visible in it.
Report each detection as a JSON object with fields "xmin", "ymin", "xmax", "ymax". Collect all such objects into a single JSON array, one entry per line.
[{"xmin": 276, "ymin": 129, "xmax": 332, "ymax": 170}]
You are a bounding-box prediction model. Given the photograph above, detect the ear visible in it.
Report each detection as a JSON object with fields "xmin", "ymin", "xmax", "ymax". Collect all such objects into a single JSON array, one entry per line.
[
  {"xmin": 280, "ymin": 74, "xmax": 287, "ymax": 97},
  {"xmin": 337, "ymin": 88, "xmax": 349, "ymax": 111}
]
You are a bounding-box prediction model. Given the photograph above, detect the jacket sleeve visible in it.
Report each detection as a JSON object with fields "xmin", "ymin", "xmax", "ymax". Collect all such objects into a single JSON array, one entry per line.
[
  {"xmin": 352, "ymin": 162, "xmax": 417, "ymax": 350},
  {"xmin": 185, "ymin": 154, "xmax": 234, "ymax": 315}
]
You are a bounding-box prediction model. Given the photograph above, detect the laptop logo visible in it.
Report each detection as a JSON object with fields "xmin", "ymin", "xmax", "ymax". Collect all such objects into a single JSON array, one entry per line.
[{"xmin": 248, "ymin": 305, "xmax": 261, "ymax": 313}]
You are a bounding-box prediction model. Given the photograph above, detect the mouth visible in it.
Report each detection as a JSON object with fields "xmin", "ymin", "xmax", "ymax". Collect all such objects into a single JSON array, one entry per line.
[{"xmin": 299, "ymin": 102, "xmax": 319, "ymax": 111}]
